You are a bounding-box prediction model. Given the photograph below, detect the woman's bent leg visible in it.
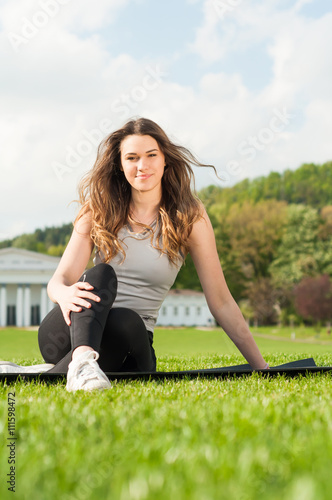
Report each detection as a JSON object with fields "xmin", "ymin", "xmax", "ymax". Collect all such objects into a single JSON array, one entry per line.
[
  {"xmin": 38, "ymin": 263, "xmax": 117, "ymax": 374},
  {"xmin": 70, "ymin": 263, "xmax": 117, "ymax": 351}
]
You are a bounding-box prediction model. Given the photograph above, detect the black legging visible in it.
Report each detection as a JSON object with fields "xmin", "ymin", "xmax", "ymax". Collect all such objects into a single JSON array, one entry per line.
[{"xmin": 38, "ymin": 263, "xmax": 156, "ymax": 374}]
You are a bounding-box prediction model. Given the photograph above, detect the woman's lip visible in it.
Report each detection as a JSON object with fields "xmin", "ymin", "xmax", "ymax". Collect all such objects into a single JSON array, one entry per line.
[{"xmin": 136, "ymin": 174, "xmax": 151, "ymax": 179}]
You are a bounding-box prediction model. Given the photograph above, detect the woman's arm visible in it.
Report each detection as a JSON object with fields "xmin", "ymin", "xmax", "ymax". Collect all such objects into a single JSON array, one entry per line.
[
  {"xmin": 187, "ymin": 207, "xmax": 268, "ymax": 370},
  {"xmin": 47, "ymin": 211, "xmax": 101, "ymax": 326}
]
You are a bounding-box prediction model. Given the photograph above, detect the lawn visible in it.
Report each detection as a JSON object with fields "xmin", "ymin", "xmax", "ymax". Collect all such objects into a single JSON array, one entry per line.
[
  {"xmin": 1, "ymin": 325, "xmax": 332, "ymax": 362},
  {"xmin": 1, "ymin": 327, "xmax": 332, "ymax": 500}
]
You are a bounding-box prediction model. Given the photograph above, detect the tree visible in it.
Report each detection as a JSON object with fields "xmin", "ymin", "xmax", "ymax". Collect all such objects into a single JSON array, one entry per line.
[
  {"xmin": 173, "ymin": 253, "xmax": 202, "ymax": 291},
  {"xmin": 199, "ymin": 161, "xmax": 332, "ymax": 210},
  {"xmin": 12, "ymin": 234, "xmax": 46, "ymax": 253},
  {"xmin": 294, "ymin": 275, "xmax": 332, "ymax": 323},
  {"xmin": 211, "ymin": 199, "xmax": 287, "ymax": 281},
  {"xmin": 319, "ymin": 205, "xmax": 332, "ymax": 240},
  {"xmin": 47, "ymin": 244, "xmax": 66, "ymax": 257},
  {"xmin": 207, "ymin": 203, "xmax": 248, "ymax": 299},
  {"xmin": 238, "ymin": 300, "xmax": 255, "ymax": 326},
  {"xmin": 246, "ymin": 278, "xmax": 281, "ymax": 325},
  {"xmin": 269, "ymin": 204, "xmax": 332, "ymax": 288},
  {"xmin": 2, "ymin": 223, "xmax": 73, "ymax": 254}
]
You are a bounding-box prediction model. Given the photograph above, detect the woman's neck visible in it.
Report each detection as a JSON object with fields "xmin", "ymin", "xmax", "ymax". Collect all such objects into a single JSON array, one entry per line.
[{"xmin": 130, "ymin": 189, "xmax": 162, "ymax": 218}]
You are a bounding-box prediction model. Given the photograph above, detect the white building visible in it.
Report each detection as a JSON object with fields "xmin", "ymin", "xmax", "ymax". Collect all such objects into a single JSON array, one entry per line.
[
  {"xmin": 0, "ymin": 247, "xmax": 215, "ymax": 328},
  {"xmin": 0, "ymin": 248, "xmax": 60, "ymax": 327},
  {"xmin": 157, "ymin": 289, "xmax": 215, "ymax": 327}
]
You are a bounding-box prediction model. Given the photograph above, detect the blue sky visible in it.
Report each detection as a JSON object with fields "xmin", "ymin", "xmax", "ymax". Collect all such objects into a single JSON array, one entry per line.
[
  {"xmin": 104, "ymin": 0, "xmax": 272, "ymax": 90},
  {"xmin": 0, "ymin": 0, "xmax": 331, "ymax": 238}
]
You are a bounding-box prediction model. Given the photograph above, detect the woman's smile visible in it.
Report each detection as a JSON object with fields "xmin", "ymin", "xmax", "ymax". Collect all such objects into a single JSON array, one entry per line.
[{"xmin": 136, "ymin": 173, "xmax": 152, "ymax": 180}]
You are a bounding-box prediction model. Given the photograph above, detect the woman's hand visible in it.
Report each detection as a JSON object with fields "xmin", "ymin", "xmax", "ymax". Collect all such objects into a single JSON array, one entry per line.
[{"xmin": 57, "ymin": 282, "xmax": 101, "ymax": 326}]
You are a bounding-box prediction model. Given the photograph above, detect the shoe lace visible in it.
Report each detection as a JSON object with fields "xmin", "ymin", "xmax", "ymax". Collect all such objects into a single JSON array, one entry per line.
[{"xmin": 76, "ymin": 358, "xmax": 99, "ymax": 381}]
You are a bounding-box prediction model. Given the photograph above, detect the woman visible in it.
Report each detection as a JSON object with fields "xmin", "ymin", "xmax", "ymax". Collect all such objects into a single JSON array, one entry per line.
[{"xmin": 37, "ymin": 117, "xmax": 269, "ymax": 392}]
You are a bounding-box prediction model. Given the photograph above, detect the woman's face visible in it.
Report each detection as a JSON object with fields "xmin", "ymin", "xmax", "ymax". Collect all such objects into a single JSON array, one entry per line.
[{"xmin": 120, "ymin": 134, "xmax": 166, "ymax": 197}]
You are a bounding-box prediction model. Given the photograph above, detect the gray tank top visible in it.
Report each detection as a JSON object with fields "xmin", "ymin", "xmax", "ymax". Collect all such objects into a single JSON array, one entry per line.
[{"xmin": 93, "ymin": 221, "xmax": 184, "ymax": 332}]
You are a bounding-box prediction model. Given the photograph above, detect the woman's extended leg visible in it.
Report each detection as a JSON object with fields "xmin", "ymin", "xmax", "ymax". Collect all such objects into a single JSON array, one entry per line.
[{"xmin": 97, "ymin": 307, "xmax": 156, "ymax": 373}]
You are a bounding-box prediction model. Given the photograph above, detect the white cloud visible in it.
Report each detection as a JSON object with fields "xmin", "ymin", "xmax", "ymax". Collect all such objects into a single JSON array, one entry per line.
[
  {"xmin": 0, "ymin": 0, "xmax": 331, "ymax": 240},
  {"xmin": 275, "ymin": 98, "xmax": 332, "ymax": 168},
  {"xmin": 190, "ymin": 1, "xmax": 290, "ymax": 63},
  {"xmin": 186, "ymin": 0, "xmax": 332, "ymax": 180},
  {"xmin": 266, "ymin": 13, "xmax": 332, "ymax": 103},
  {"xmin": 1, "ymin": 0, "xmax": 131, "ymax": 34},
  {"xmin": 293, "ymin": 0, "xmax": 315, "ymax": 14}
]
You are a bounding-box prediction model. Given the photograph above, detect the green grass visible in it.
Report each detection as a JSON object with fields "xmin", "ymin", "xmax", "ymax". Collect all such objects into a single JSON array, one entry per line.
[
  {"xmin": 252, "ymin": 325, "xmax": 332, "ymax": 342},
  {"xmin": 1, "ymin": 328, "xmax": 332, "ymax": 500},
  {"xmin": 1, "ymin": 326, "xmax": 332, "ymax": 362}
]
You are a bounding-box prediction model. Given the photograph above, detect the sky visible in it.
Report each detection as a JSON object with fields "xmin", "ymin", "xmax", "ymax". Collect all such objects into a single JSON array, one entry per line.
[{"xmin": 0, "ymin": 0, "xmax": 331, "ymax": 240}]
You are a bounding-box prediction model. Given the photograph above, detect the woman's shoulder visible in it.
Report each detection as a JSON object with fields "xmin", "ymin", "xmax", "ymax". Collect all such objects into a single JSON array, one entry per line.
[
  {"xmin": 191, "ymin": 200, "xmax": 209, "ymax": 228},
  {"xmin": 73, "ymin": 210, "xmax": 93, "ymax": 237},
  {"xmin": 188, "ymin": 203, "xmax": 213, "ymax": 245}
]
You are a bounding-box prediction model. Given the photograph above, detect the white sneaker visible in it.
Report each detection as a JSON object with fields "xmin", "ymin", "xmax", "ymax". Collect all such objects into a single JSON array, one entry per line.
[
  {"xmin": 66, "ymin": 350, "xmax": 112, "ymax": 392},
  {"xmin": 0, "ymin": 361, "xmax": 55, "ymax": 374}
]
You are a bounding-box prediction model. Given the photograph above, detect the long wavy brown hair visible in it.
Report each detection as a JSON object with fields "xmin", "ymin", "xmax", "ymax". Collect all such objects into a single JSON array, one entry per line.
[{"xmin": 74, "ymin": 117, "xmax": 216, "ymax": 265}]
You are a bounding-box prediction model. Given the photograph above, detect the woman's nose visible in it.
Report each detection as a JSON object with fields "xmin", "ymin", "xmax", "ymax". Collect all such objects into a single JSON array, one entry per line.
[{"xmin": 137, "ymin": 158, "xmax": 148, "ymax": 170}]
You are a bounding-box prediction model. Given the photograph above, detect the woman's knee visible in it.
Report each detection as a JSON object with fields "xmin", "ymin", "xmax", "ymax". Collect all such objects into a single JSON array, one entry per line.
[
  {"xmin": 108, "ymin": 307, "xmax": 146, "ymax": 334},
  {"xmin": 82, "ymin": 264, "xmax": 118, "ymax": 304},
  {"xmin": 38, "ymin": 306, "xmax": 71, "ymax": 363},
  {"xmin": 84, "ymin": 263, "xmax": 116, "ymax": 282},
  {"xmin": 38, "ymin": 305, "xmax": 65, "ymax": 338}
]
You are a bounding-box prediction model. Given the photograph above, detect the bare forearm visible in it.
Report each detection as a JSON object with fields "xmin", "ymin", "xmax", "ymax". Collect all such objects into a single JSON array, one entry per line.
[
  {"xmin": 212, "ymin": 299, "xmax": 267, "ymax": 369},
  {"xmin": 47, "ymin": 274, "xmax": 71, "ymax": 304}
]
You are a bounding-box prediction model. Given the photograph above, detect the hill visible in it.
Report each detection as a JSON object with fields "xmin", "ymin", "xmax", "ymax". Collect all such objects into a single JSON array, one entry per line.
[
  {"xmin": 199, "ymin": 161, "xmax": 332, "ymax": 209},
  {"xmin": 0, "ymin": 223, "xmax": 73, "ymax": 256}
]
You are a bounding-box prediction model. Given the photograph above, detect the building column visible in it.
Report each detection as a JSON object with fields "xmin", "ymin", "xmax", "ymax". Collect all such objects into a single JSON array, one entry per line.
[
  {"xmin": 16, "ymin": 285, "xmax": 24, "ymax": 327},
  {"xmin": 40, "ymin": 285, "xmax": 48, "ymax": 322},
  {"xmin": 47, "ymin": 296, "xmax": 54, "ymax": 314},
  {"xmin": 23, "ymin": 285, "xmax": 31, "ymax": 327},
  {"xmin": 0, "ymin": 284, "xmax": 7, "ymax": 327}
]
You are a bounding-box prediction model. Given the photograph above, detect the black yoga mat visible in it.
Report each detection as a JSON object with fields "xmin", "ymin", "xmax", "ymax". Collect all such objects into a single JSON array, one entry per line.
[{"xmin": 1, "ymin": 358, "xmax": 332, "ymax": 383}]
